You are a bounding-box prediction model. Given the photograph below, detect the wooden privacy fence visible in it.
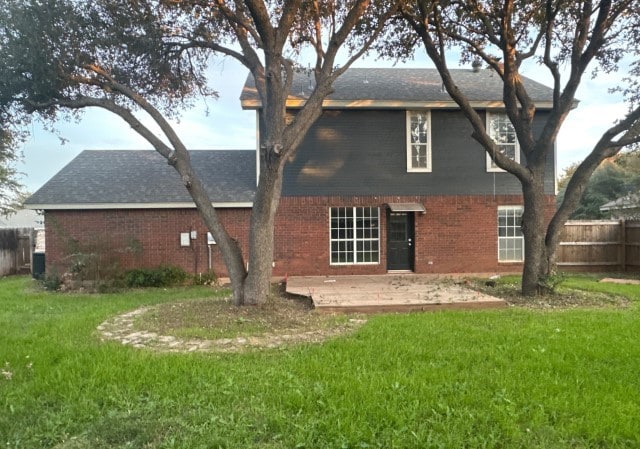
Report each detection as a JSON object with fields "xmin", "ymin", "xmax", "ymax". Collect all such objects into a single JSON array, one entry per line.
[
  {"xmin": 0, "ymin": 228, "xmax": 33, "ymax": 276},
  {"xmin": 557, "ymin": 220, "xmax": 640, "ymax": 272}
]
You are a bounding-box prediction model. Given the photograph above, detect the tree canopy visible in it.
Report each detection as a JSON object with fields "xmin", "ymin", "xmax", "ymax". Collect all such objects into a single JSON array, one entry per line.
[
  {"xmin": 0, "ymin": 0, "xmax": 211, "ymax": 131},
  {"xmin": 1, "ymin": 0, "xmax": 396, "ymax": 304}
]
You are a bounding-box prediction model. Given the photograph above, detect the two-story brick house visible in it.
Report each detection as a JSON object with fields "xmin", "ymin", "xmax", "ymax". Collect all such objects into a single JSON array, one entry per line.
[{"xmin": 26, "ymin": 68, "xmax": 557, "ymax": 277}]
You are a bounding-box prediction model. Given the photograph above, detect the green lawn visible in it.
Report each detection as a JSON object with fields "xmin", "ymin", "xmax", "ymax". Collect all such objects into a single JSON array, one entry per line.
[{"xmin": 1, "ymin": 275, "xmax": 639, "ymax": 448}]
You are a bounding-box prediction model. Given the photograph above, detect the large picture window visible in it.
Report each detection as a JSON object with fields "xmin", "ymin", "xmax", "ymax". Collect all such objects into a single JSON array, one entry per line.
[
  {"xmin": 406, "ymin": 110, "xmax": 432, "ymax": 172},
  {"xmin": 330, "ymin": 207, "xmax": 380, "ymax": 265},
  {"xmin": 486, "ymin": 111, "xmax": 519, "ymax": 171},
  {"xmin": 498, "ymin": 206, "xmax": 524, "ymax": 262}
]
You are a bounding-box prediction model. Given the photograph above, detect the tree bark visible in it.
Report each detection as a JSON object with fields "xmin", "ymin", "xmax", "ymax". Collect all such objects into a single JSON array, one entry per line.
[
  {"xmin": 241, "ymin": 156, "xmax": 284, "ymax": 304},
  {"xmin": 520, "ymin": 167, "xmax": 550, "ymax": 296}
]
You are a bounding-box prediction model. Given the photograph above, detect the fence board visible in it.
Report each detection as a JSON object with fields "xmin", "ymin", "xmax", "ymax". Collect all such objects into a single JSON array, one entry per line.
[{"xmin": 557, "ymin": 220, "xmax": 640, "ymax": 271}]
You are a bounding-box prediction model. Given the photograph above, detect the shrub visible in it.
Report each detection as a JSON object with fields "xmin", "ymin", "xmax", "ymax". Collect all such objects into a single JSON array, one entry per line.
[
  {"xmin": 65, "ymin": 244, "xmax": 122, "ymax": 283},
  {"xmin": 122, "ymin": 265, "xmax": 188, "ymax": 288},
  {"xmin": 41, "ymin": 274, "xmax": 62, "ymax": 291},
  {"xmin": 538, "ymin": 271, "xmax": 568, "ymax": 294}
]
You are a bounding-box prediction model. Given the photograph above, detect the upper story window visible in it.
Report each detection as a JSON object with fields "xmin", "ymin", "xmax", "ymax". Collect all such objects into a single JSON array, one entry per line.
[
  {"xmin": 406, "ymin": 110, "xmax": 432, "ymax": 172},
  {"xmin": 486, "ymin": 111, "xmax": 519, "ymax": 172}
]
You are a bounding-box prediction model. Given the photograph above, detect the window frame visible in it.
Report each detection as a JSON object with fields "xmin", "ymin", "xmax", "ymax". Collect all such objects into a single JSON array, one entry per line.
[
  {"xmin": 406, "ymin": 110, "xmax": 432, "ymax": 173},
  {"xmin": 329, "ymin": 206, "xmax": 380, "ymax": 266},
  {"xmin": 486, "ymin": 111, "xmax": 520, "ymax": 172},
  {"xmin": 497, "ymin": 205, "xmax": 525, "ymax": 263}
]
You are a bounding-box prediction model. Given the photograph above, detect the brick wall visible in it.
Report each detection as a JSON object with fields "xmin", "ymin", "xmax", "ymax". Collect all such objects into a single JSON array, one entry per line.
[
  {"xmin": 273, "ymin": 195, "xmax": 556, "ymax": 276},
  {"xmin": 44, "ymin": 194, "xmax": 556, "ymax": 277},
  {"xmin": 44, "ymin": 208, "xmax": 250, "ymax": 277}
]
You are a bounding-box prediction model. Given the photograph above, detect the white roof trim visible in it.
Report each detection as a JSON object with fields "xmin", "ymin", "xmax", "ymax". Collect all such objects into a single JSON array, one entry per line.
[
  {"xmin": 24, "ymin": 202, "xmax": 253, "ymax": 210},
  {"xmin": 242, "ymin": 99, "xmax": 555, "ymax": 110}
]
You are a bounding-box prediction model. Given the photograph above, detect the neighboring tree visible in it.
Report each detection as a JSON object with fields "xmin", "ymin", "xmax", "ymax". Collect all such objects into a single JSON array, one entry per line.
[
  {"xmin": 390, "ymin": 0, "xmax": 640, "ymax": 295},
  {"xmin": 616, "ymin": 149, "xmax": 640, "ymax": 176},
  {"xmin": 0, "ymin": 0, "xmax": 396, "ymax": 304},
  {"xmin": 557, "ymin": 160, "xmax": 638, "ymax": 218},
  {"xmin": 611, "ymin": 150, "xmax": 640, "ymax": 218},
  {"xmin": 0, "ymin": 129, "xmax": 24, "ymax": 216},
  {"xmin": 557, "ymin": 157, "xmax": 640, "ymax": 219}
]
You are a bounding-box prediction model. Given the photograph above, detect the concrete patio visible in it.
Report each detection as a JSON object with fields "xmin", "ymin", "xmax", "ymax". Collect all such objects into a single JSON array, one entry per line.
[{"xmin": 286, "ymin": 274, "xmax": 507, "ymax": 313}]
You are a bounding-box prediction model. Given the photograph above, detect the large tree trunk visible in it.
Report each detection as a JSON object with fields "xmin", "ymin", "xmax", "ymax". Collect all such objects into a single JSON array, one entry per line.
[
  {"xmin": 520, "ymin": 171, "xmax": 550, "ymax": 296},
  {"xmin": 241, "ymin": 159, "xmax": 284, "ymax": 305}
]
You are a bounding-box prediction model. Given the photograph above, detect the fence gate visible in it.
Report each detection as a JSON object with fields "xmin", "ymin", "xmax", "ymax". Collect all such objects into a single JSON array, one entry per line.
[{"xmin": 0, "ymin": 228, "xmax": 34, "ymax": 276}]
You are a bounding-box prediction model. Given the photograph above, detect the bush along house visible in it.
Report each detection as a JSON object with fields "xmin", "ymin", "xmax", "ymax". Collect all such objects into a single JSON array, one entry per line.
[{"xmin": 25, "ymin": 68, "xmax": 557, "ymax": 278}]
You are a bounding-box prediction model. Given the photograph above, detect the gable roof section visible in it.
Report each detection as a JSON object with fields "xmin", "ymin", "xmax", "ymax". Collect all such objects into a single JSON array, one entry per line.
[
  {"xmin": 240, "ymin": 67, "xmax": 556, "ymax": 110},
  {"xmin": 25, "ymin": 150, "xmax": 256, "ymax": 210}
]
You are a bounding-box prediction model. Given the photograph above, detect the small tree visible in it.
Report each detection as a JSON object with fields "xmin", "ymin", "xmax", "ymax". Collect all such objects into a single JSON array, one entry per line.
[
  {"xmin": 0, "ymin": 129, "xmax": 24, "ymax": 216},
  {"xmin": 391, "ymin": 0, "xmax": 640, "ymax": 295},
  {"xmin": 0, "ymin": 0, "xmax": 396, "ymax": 304}
]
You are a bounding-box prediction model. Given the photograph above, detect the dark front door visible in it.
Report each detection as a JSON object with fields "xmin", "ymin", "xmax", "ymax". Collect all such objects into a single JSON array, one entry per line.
[{"xmin": 387, "ymin": 212, "xmax": 414, "ymax": 271}]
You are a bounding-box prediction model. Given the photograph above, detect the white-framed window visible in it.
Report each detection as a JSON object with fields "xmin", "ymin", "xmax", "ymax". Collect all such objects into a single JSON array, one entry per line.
[
  {"xmin": 330, "ymin": 207, "xmax": 380, "ymax": 265},
  {"xmin": 498, "ymin": 206, "xmax": 524, "ymax": 262},
  {"xmin": 406, "ymin": 110, "xmax": 432, "ymax": 172},
  {"xmin": 486, "ymin": 111, "xmax": 519, "ymax": 172}
]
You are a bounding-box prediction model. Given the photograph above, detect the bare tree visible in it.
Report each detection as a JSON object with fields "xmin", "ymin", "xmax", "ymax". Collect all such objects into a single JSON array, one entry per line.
[
  {"xmin": 390, "ymin": 0, "xmax": 640, "ymax": 295},
  {"xmin": 0, "ymin": 0, "xmax": 396, "ymax": 304}
]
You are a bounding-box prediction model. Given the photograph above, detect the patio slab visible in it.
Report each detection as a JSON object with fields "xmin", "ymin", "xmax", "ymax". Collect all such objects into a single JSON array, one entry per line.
[{"xmin": 286, "ymin": 274, "xmax": 506, "ymax": 313}]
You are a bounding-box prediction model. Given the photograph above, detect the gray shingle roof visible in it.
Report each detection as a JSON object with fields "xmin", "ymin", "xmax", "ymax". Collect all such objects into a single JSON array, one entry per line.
[
  {"xmin": 600, "ymin": 193, "xmax": 640, "ymax": 211},
  {"xmin": 240, "ymin": 67, "xmax": 555, "ymax": 107},
  {"xmin": 25, "ymin": 150, "xmax": 256, "ymax": 208}
]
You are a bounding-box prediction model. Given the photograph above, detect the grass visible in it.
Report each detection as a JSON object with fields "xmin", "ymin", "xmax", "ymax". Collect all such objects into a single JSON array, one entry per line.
[{"xmin": 1, "ymin": 274, "xmax": 639, "ymax": 448}]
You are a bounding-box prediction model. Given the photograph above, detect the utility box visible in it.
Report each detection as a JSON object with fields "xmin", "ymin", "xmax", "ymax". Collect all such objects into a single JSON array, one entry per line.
[{"xmin": 32, "ymin": 252, "xmax": 45, "ymax": 279}]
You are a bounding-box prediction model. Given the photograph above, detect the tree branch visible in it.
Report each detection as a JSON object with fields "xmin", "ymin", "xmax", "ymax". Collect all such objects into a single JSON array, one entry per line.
[
  {"xmin": 30, "ymin": 96, "xmax": 174, "ymax": 158},
  {"xmin": 490, "ymin": 0, "xmax": 536, "ymax": 159},
  {"xmin": 335, "ymin": 3, "xmax": 400, "ymax": 79},
  {"xmin": 168, "ymin": 39, "xmax": 252, "ymax": 68},
  {"xmin": 275, "ymin": 0, "xmax": 302, "ymax": 49},
  {"xmin": 543, "ymin": 0, "xmax": 562, "ymax": 108},
  {"xmin": 84, "ymin": 64, "xmax": 188, "ymax": 159},
  {"xmin": 244, "ymin": 0, "xmax": 275, "ymax": 46},
  {"xmin": 311, "ymin": 0, "xmax": 325, "ymax": 74},
  {"xmin": 213, "ymin": 0, "xmax": 263, "ymax": 47}
]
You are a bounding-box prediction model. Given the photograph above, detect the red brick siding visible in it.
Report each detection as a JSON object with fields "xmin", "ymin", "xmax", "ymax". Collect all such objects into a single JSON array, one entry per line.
[
  {"xmin": 44, "ymin": 194, "xmax": 556, "ymax": 277},
  {"xmin": 273, "ymin": 195, "xmax": 555, "ymax": 275},
  {"xmin": 44, "ymin": 208, "xmax": 250, "ymax": 277}
]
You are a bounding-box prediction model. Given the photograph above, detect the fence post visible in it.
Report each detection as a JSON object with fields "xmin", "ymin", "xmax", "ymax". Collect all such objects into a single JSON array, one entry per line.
[
  {"xmin": 620, "ymin": 218, "xmax": 626, "ymax": 272},
  {"xmin": 14, "ymin": 229, "xmax": 18, "ymax": 274}
]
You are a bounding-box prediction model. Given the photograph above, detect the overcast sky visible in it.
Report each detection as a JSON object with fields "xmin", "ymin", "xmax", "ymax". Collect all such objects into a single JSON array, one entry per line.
[{"xmin": 18, "ymin": 52, "xmax": 628, "ymax": 193}]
